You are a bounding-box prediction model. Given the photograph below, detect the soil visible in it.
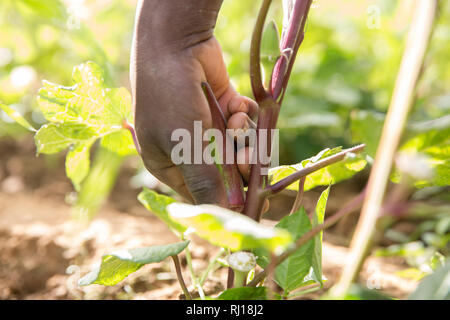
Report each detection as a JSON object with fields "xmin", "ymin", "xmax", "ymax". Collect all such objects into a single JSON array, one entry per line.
[{"xmin": 0, "ymin": 136, "xmax": 417, "ymax": 300}]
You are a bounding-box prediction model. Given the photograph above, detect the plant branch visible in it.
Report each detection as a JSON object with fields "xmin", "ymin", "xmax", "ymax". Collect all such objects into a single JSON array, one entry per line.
[
  {"xmin": 290, "ymin": 177, "xmax": 306, "ymax": 214},
  {"xmin": 266, "ymin": 144, "xmax": 365, "ymax": 195},
  {"xmin": 171, "ymin": 255, "xmax": 191, "ymax": 300},
  {"xmin": 272, "ymin": 0, "xmax": 313, "ymax": 101},
  {"xmin": 250, "ymin": 0, "xmax": 272, "ymax": 102},
  {"xmin": 247, "ymin": 189, "xmax": 366, "ymax": 287},
  {"xmin": 330, "ymin": 0, "xmax": 438, "ymax": 298}
]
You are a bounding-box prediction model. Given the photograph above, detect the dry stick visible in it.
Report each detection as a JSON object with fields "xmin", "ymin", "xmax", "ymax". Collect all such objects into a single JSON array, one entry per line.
[
  {"xmin": 290, "ymin": 177, "xmax": 306, "ymax": 214},
  {"xmin": 329, "ymin": 0, "xmax": 438, "ymax": 298},
  {"xmin": 266, "ymin": 144, "xmax": 365, "ymax": 195},
  {"xmin": 247, "ymin": 190, "xmax": 366, "ymax": 287},
  {"xmin": 171, "ymin": 255, "xmax": 192, "ymax": 300}
]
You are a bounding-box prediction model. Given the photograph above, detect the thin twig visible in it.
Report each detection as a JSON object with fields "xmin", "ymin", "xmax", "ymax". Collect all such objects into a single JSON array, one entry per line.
[
  {"xmin": 199, "ymin": 248, "xmax": 226, "ymax": 286},
  {"xmin": 290, "ymin": 177, "xmax": 306, "ymax": 214},
  {"xmin": 122, "ymin": 120, "xmax": 141, "ymax": 155},
  {"xmin": 171, "ymin": 255, "xmax": 192, "ymax": 300},
  {"xmin": 330, "ymin": 0, "xmax": 438, "ymax": 298},
  {"xmin": 247, "ymin": 190, "xmax": 366, "ymax": 287},
  {"xmin": 266, "ymin": 144, "xmax": 365, "ymax": 195}
]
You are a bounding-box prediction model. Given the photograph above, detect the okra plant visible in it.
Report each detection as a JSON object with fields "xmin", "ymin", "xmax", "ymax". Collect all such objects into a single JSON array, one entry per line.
[{"xmin": 0, "ymin": 0, "xmax": 370, "ymax": 300}]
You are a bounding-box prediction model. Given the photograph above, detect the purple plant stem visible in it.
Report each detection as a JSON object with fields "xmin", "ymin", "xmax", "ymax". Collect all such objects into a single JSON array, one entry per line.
[
  {"xmin": 201, "ymin": 82, "xmax": 245, "ymax": 212},
  {"xmin": 122, "ymin": 120, "xmax": 142, "ymax": 155},
  {"xmin": 250, "ymin": 0, "xmax": 273, "ymax": 102},
  {"xmin": 271, "ymin": 0, "xmax": 313, "ymax": 101}
]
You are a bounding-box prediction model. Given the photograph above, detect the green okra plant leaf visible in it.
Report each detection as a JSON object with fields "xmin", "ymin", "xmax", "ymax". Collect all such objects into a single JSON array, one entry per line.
[
  {"xmin": 0, "ymin": 103, "xmax": 36, "ymax": 132},
  {"xmin": 270, "ymin": 207, "xmax": 315, "ymax": 292},
  {"xmin": 35, "ymin": 62, "xmax": 136, "ymax": 189},
  {"xmin": 218, "ymin": 287, "xmax": 268, "ymax": 300},
  {"xmin": 167, "ymin": 203, "xmax": 292, "ymax": 253},
  {"xmin": 65, "ymin": 142, "xmax": 93, "ymax": 191},
  {"xmin": 254, "ymin": 187, "xmax": 330, "ymax": 293},
  {"xmin": 138, "ymin": 188, "xmax": 187, "ymax": 236},
  {"xmin": 269, "ymin": 147, "xmax": 367, "ymax": 192},
  {"xmin": 261, "ymin": 20, "xmax": 281, "ymax": 87},
  {"xmin": 392, "ymin": 127, "xmax": 450, "ymax": 188},
  {"xmin": 310, "ymin": 185, "xmax": 330, "ymax": 286},
  {"xmin": 79, "ymin": 241, "xmax": 190, "ymax": 286}
]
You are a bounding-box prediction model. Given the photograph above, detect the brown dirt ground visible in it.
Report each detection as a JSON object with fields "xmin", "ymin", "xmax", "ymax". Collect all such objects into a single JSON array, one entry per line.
[{"xmin": 0, "ymin": 137, "xmax": 417, "ymax": 300}]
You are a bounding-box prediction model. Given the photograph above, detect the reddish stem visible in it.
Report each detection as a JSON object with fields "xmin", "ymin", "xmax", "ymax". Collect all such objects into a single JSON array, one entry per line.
[
  {"xmin": 271, "ymin": 0, "xmax": 313, "ymax": 101},
  {"xmin": 266, "ymin": 144, "xmax": 365, "ymax": 195},
  {"xmin": 122, "ymin": 120, "xmax": 141, "ymax": 155}
]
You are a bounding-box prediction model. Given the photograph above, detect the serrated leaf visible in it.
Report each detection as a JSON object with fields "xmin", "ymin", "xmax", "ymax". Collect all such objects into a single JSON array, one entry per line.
[
  {"xmin": 138, "ymin": 188, "xmax": 186, "ymax": 235},
  {"xmin": 167, "ymin": 203, "xmax": 292, "ymax": 253},
  {"xmin": 78, "ymin": 241, "xmax": 189, "ymax": 286},
  {"xmin": 311, "ymin": 185, "xmax": 330, "ymax": 286},
  {"xmin": 218, "ymin": 287, "xmax": 267, "ymax": 300},
  {"xmin": 37, "ymin": 62, "xmax": 132, "ymax": 134},
  {"xmin": 269, "ymin": 146, "xmax": 367, "ymax": 191},
  {"xmin": 273, "ymin": 208, "xmax": 315, "ymax": 292},
  {"xmin": 0, "ymin": 103, "xmax": 36, "ymax": 131},
  {"xmin": 34, "ymin": 123, "xmax": 96, "ymax": 154},
  {"xmin": 66, "ymin": 142, "xmax": 93, "ymax": 191}
]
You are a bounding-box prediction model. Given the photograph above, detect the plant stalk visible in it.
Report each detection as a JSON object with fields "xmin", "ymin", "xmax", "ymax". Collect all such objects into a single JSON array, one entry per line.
[
  {"xmin": 330, "ymin": 0, "xmax": 438, "ymax": 298},
  {"xmin": 247, "ymin": 189, "xmax": 366, "ymax": 287},
  {"xmin": 171, "ymin": 255, "xmax": 192, "ymax": 300},
  {"xmin": 266, "ymin": 144, "xmax": 365, "ymax": 195}
]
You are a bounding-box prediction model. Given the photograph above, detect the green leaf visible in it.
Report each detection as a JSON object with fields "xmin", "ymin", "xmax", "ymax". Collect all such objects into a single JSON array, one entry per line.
[
  {"xmin": 261, "ymin": 20, "xmax": 280, "ymax": 60},
  {"xmin": 37, "ymin": 62, "xmax": 133, "ymax": 133},
  {"xmin": 261, "ymin": 20, "xmax": 280, "ymax": 87},
  {"xmin": 269, "ymin": 147, "xmax": 367, "ymax": 192},
  {"xmin": 394, "ymin": 128, "xmax": 450, "ymax": 187},
  {"xmin": 272, "ymin": 208, "xmax": 315, "ymax": 292},
  {"xmin": 66, "ymin": 142, "xmax": 93, "ymax": 191},
  {"xmin": 34, "ymin": 123, "xmax": 96, "ymax": 154},
  {"xmin": 311, "ymin": 185, "xmax": 330, "ymax": 285},
  {"xmin": 218, "ymin": 287, "xmax": 267, "ymax": 300},
  {"xmin": 20, "ymin": 0, "xmax": 67, "ymax": 20},
  {"xmin": 350, "ymin": 110, "xmax": 384, "ymax": 157},
  {"xmin": 167, "ymin": 203, "xmax": 292, "ymax": 253},
  {"xmin": 78, "ymin": 241, "xmax": 189, "ymax": 286},
  {"xmin": 138, "ymin": 188, "xmax": 186, "ymax": 235},
  {"xmin": 101, "ymin": 130, "xmax": 137, "ymax": 156},
  {"xmin": 0, "ymin": 103, "xmax": 36, "ymax": 132},
  {"xmin": 408, "ymin": 261, "xmax": 450, "ymax": 300}
]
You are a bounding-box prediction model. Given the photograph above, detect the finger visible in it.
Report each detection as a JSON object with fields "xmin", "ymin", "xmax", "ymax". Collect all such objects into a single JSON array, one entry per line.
[
  {"xmin": 236, "ymin": 146, "xmax": 253, "ymax": 182},
  {"xmin": 227, "ymin": 95, "xmax": 259, "ymax": 119}
]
